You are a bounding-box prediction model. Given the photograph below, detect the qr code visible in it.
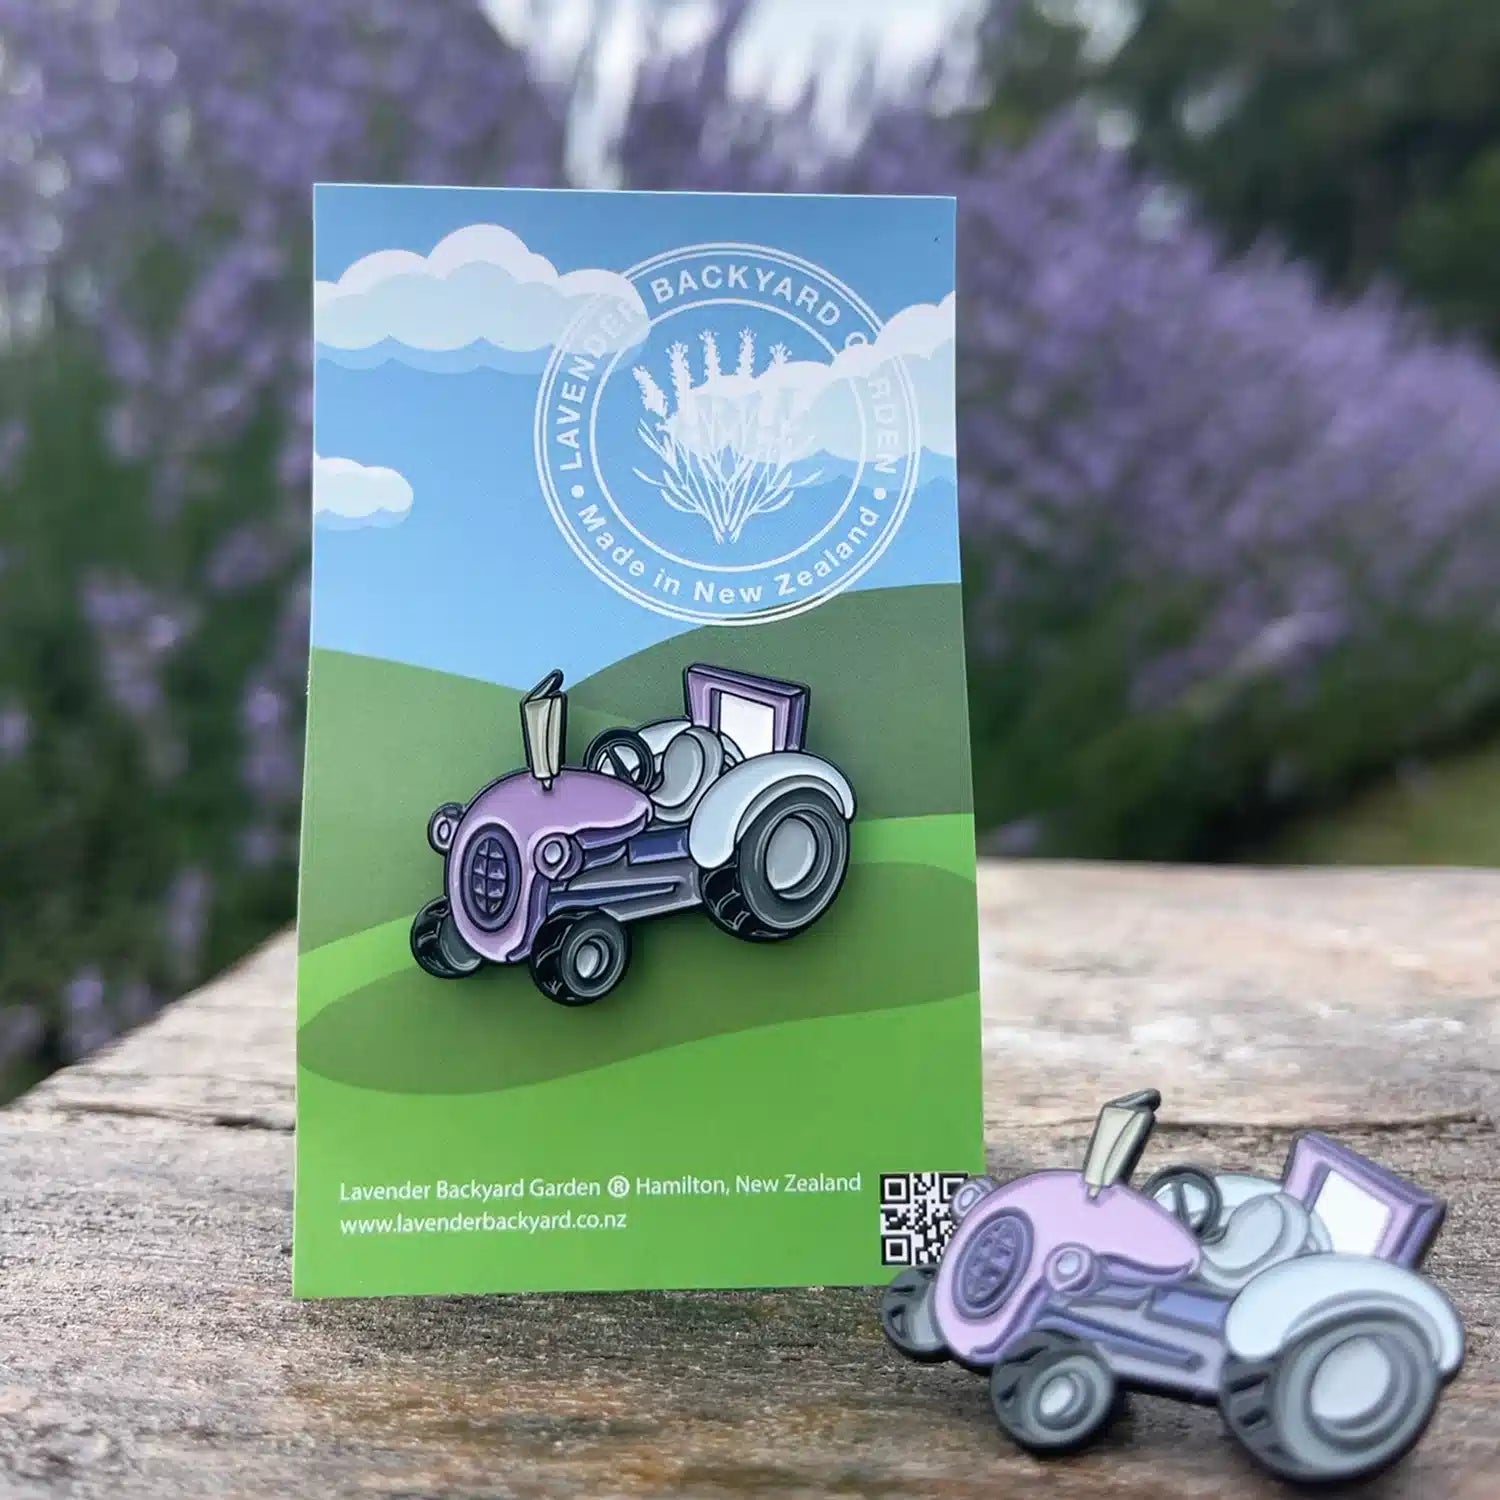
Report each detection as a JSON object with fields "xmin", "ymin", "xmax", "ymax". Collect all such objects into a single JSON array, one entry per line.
[{"xmin": 879, "ymin": 1172, "xmax": 968, "ymax": 1266}]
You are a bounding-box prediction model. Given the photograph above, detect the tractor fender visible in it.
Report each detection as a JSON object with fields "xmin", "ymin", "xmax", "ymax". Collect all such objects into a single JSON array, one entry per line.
[
  {"xmin": 637, "ymin": 717, "xmax": 746, "ymax": 765},
  {"xmin": 1224, "ymin": 1253, "xmax": 1464, "ymax": 1377},
  {"xmin": 637, "ymin": 718, "xmax": 690, "ymax": 754},
  {"xmin": 688, "ymin": 753, "xmax": 854, "ymax": 870}
]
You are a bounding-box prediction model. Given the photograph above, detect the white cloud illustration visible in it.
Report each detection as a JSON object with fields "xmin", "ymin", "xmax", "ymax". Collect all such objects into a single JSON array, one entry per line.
[
  {"xmin": 810, "ymin": 290, "xmax": 956, "ymax": 459},
  {"xmin": 651, "ymin": 293, "xmax": 956, "ymax": 466},
  {"xmin": 313, "ymin": 454, "xmax": 414, "ymax": 529},
  {"xmin": 833, "ymin": 293, "xmax": 956, "ymax": 374},
  {"xmin": 315, "ymin": 223, "xmax": 648, "ymax": 369}
]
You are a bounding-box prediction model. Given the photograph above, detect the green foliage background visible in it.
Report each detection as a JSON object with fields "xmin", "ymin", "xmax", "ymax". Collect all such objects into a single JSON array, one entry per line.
[
  {"xmin": 994, "ymin": 0, "xmax": 1500, "ymax": 349},
  {"xmin": 6, "ymin": 0, "xmax": 1500, "ymax": 1099}
]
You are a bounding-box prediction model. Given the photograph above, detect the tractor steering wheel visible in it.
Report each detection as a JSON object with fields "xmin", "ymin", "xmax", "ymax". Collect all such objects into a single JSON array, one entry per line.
[
  {"xmin": 1141, "ymin": 1165, "xmax": 1223, "ymax": 1241},
  {"xmin": 583, "ymin": 727, "xmax": 659, "ymax": 792}
]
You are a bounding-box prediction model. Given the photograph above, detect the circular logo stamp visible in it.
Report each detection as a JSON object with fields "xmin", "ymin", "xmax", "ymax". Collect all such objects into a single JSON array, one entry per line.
[{"xmin": 534, "ymin": 242, "xmax": 919, "ymax": 625}]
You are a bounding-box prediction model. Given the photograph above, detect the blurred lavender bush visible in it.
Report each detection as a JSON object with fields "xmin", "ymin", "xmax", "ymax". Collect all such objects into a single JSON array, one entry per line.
[
  {"xmin": 3, "ymin": 0, "xmax": 1500, "ymax": 1087},
  {"xmin": 0, "ymin": 0, "xmax": 564, "ymax": 1086},
  {"xmin": 917, "ymin": 122, "xmax": 1500, "ymax": 856},
  {"xmin": 625, "ymin": 6, "xmax": 1500, "ymax": 856}
]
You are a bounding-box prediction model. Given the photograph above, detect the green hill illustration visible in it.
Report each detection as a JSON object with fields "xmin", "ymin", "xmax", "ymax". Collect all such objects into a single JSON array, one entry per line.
[
  {"xmin": 298, "ymin": 584, "xmax": 972, "ymax": 954},
  {"xmin": 298, "ymin": 858, "xmax": 976, "ymax": 1096}
]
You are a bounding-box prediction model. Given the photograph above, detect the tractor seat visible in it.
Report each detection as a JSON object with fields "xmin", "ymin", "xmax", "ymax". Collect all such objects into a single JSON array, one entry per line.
[
  {"xmin": 650, "ymin": 725, "xmax": 728, "ymax": 825},
  {"xmin": 1195, "ymin": 1191, "xmax": 1325, "ymax": 1293}
]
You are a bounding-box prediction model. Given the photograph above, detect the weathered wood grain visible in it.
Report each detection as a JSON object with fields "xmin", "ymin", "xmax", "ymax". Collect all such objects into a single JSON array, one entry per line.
[{"xmin": 2, "ymin": 863, "xmax": 1496, "ymax": 1498}]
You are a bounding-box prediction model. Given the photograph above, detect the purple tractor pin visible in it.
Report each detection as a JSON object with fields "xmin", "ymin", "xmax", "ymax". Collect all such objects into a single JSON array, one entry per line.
[
  {"xmin": 882, "ymin": 1090, "xmax": 1464, "ymax": 1485},
  {"xmin": 410, "ymin": 664, "xmax": 855, "ymax": 1005}
]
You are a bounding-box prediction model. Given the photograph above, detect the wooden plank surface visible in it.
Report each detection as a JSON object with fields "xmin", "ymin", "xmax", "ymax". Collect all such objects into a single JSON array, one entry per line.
[{"xmin": 2, "ymin": 862, "xmax": 1496, "ymax": 1498}]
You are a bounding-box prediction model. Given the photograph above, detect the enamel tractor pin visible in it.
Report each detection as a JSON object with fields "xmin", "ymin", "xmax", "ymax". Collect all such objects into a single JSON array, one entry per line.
[
  {"xmin": 881, "ymin": 1090, "xmax": 1463, "ymax": 1485},
  {"xmin": 411, "ymin": 664, "xmax": 854, "ymax": 1004}
]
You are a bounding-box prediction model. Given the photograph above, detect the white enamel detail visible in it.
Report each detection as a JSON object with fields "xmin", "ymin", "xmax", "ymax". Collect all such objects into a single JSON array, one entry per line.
[
  {"xmin": 951, "ymin": 1177, "xmax": 997, "ymax": 1222},
  {"xmin": 1312, "ymin": 1172, "xmax": 1395, "ymax": 1256},
  {"xmin": 1196, "ymin": 1193, "xmax": 1316, "ymax": 1294},
  {"xmin": 638, "ymin": 718, "xmax": 691, "ymax": 754},
  {"xmin": 717, "ymin": 693, "xmax": 778, "ymax": 758},
  {"xmin": 1225, "ymin": 1254, "xmax": 1464, "ymax": 1377},
  {"xmin": 652, "ymin": 726, "xmax": 726, "ymax": 825},
  {"xmin": 687, "ymin": 753, "xmax": 854, "ymax": 870}
]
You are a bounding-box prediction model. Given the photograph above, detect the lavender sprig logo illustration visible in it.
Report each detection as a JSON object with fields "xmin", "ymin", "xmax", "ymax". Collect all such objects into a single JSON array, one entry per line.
[
  {"xmin": 631, "ymin": 329, "xmax": 824, "ymax": 545},
  {"xmin": 537, "ymin": 242, "xmax": 921, "ymax": 624}
]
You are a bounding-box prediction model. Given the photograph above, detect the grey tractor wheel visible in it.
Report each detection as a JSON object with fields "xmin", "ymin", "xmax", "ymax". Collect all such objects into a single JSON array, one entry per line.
[
  {"xmin": 1219, "ymin": 1310, "xmax": 1440, "ymax": 1484},
  {"xmin": 990, "ymin": 1333, "xmax": 1122, "ymax": 1455},
  {"xmin": 702, "ymin": 787, "xmax": 849, "ymax": 942},
  {"xmin": 880, "ymin": 1265, "xmax": 948, "ymax": 1364},
  {"xmin": 529, "ymin": 911, "xmax": 631, "ymax": 1006},
  {"xmin": 411, "ymin": 898, "xmax": 482, "ymax": 980}
]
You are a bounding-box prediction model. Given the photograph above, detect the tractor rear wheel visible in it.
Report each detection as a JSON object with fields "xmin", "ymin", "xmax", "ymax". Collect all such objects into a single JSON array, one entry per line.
[
  {"xmin": 529, "ymin": 911, "xmax": 631, "ymax": 1006},
  {"xmin": 1219, "ymin": 1310, "xmax": 1439, "ymax": 1483},
  {"xmin": 702, "ymin": 787, "xmax": 848, "ymax": 942}
]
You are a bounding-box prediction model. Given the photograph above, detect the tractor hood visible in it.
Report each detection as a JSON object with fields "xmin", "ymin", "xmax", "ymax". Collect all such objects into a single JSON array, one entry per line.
[
  {"xmin": 933, "ymin": 1169, "xmax": 1202, "ymax": 1366},
  {"xmin": 444, "ymin": 769, "xmax": 652, "ymax": 964}
]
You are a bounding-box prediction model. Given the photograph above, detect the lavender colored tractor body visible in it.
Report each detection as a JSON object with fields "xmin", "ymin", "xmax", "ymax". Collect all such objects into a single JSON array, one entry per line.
[
  {"xmin": 411, "ymin": 665, "xmax": 854, "ymax": 1004},
  {"xmin": 882, "ymin": 1091, "xmax": 1463, "ymax": 1484}
]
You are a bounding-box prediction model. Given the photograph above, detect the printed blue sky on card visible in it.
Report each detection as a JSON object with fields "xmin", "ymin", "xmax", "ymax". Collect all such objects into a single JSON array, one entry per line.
[{"xmin": 312, "ymin": 185, "xmax": 957, "ymax": 687}]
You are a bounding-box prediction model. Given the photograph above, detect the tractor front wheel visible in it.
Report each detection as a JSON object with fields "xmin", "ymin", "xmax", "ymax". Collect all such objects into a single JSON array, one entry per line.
[
  {"xmin": 529, "ymin": 911, "xmax": 632, "ymax": 1006},
  {"xmin": 990, "ymin": 1332, "xmax": 1122, "ymax": 1455},
  {"xmin": 411, "ymin": 898, "xmax": 483, "ymax": 980},
  {"xmin": 702, "ymin": 787, "xmax": 849, "ymax": 942},
  {"xmin": 880, "ymin": 1265, "xmax": 948, "ymax": 1364}
]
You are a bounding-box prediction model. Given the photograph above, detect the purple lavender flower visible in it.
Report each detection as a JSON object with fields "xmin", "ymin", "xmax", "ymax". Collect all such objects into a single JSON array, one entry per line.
[
  {"xmin": 77, "ymin": 572, "xmax": 196, "ymax": 779},
  {"xmin": 0, "ymin": 702, "xmax": 30, "ymax": 763},
  {"xmin": 238, "ymin": 823, "xmax": 285, "ymax": 871},
  {"xmin": 0, "ymin": 0, "xmax": 566, "ymax": 1071},
  {"xmin": 7, "ymin": 0, "xmax": 1500, "ymax": 1096},
  {"xmin": 162, "ymin": 866, "xmax": 213, "ymax": 982},
  {"xmin": 61, "ymin": 968, "xmax": 113, "ymax": 1063},
  {"xmin": 205, "ymin": 524, "xmax": 277, "ymax": 595},
  {"xmin": 0, "ymin": 419, "xmax": 25, "ymax": 480},
  {"xmin": 0, "ymin": 0, "xmax": 565, "ymax": 536}
]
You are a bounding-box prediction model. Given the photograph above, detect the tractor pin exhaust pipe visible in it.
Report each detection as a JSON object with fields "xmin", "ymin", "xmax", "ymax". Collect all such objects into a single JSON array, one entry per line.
[
  {"xmin": 1082, "ymin": 1089, "xmax": 1161, "ymax": 1199},
  {"xmin": 521, "ymin": 668, "xmax": 567, "ymax": 791}
]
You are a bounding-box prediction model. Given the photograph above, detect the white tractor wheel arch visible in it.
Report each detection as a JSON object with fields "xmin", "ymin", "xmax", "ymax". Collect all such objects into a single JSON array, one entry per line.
[
  {"xmin": 688, "ymin": 754, "xmax": 855, "ymax": 871},
  {"xmin": 1225, "ymin": 1254, "xmax": 1464, "ymax": 1377}
]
